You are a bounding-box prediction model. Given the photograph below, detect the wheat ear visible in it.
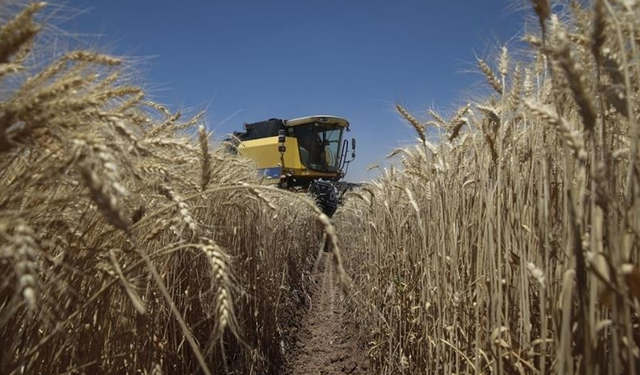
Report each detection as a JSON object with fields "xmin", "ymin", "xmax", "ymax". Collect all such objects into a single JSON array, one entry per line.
[
  {"xmin": 79, "ymin": 164, "xmax": 129, "ymax": 232},
  {"xmin": 198, "ymin": 125, "xmax": 212, "ymax": 192},
  {"xmin": 0, "ymin": 2, "xmax": 44, "ymax": 64},
  {"xmin": 200, "ymin": 243, "xmax": 239, "ymax": 340},
  {"xmin": 478, "ymin": 59, "xmax": 503, "ymax": 94},
  {"xmin": 554, "ymin": 31, "xmax": 597, "ymax": 133},
  {"xmin": 396, "ymin": 104, "xmax": 426, "ymax": 145},
  {"xmin": 529, "ymin": 0, "xmax": 550, "ymax": 38},
  {"xmin": 524, "ymin": 99, "xmax": 587, "ymax": 161}
]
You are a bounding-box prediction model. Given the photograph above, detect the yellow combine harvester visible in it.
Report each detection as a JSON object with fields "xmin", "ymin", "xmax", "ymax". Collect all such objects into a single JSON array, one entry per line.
[{"xmin": 229, "ymin": 115, "xmax": 356, "ymax": 216}]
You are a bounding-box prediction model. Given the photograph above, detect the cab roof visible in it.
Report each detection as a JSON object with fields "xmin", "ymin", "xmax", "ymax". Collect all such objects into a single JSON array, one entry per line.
[{"xmin": 285, "ymin": 115, "xmax": 349, "ymax": 128}]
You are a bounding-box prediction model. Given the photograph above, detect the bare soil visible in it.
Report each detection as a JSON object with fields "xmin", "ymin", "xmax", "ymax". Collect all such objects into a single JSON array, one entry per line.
[{"xmin": 285, "ymin": 254, "xmax": 368, "ymax": 375}]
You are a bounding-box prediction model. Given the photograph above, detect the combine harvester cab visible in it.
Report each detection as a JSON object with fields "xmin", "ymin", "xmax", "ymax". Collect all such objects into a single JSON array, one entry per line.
[{"xmin": 231, "ymin": 115, "xmax": 356, "ymax": 216}]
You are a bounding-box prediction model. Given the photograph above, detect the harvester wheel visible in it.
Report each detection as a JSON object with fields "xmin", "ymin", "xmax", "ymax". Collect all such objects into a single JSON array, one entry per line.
[{"xmin": 309, "ymin": 180, "xmax": 339, "ymax": 217}]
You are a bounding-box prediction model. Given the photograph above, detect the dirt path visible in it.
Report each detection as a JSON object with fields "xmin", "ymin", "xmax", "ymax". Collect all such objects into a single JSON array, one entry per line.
[{"xmin": 286, "ymin": 254, "xmax": 368, "ymax": 375}]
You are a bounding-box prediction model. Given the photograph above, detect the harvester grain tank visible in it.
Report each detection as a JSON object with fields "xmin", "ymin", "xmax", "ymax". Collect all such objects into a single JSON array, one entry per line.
[{"xmin": 229, "ymin": 115, "xmax": 356, "ymax": 216}]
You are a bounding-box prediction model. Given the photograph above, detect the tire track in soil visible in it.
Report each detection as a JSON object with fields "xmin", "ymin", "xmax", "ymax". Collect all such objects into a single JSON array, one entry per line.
[{"xmin": 286, "ymin": 254, "xmax": 368, "ymax": 375}]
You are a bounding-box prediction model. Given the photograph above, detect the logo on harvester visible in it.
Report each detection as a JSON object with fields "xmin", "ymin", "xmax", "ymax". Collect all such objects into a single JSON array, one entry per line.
[{"xmin": 257, "ymin": 167, "xmax": 281, "ymax": 179}]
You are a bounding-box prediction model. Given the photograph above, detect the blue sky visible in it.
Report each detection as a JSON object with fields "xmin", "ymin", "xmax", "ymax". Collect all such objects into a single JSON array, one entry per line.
[{"xmin": 64, "ymin": 0, "xmax": 526, "ymax": 182}]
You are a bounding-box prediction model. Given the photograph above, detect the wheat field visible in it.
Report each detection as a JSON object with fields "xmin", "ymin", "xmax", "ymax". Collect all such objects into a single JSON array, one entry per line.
[
  {"xmin": 337, "ymin": 0, "xmax": 640, "ymax": 374},
  {"xmin": 1, "ymin": 0, "xmax": 639, "ymax": 374},
  {"xmin": 0, "ymin": 3, "xmax": 348, "ymax": 374}
]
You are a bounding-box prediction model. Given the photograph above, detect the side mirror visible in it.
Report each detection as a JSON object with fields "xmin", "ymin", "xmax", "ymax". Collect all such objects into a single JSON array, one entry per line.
[{"xmin": 351, "ymin": 138, "xmax": 356, "ymax": 158}]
